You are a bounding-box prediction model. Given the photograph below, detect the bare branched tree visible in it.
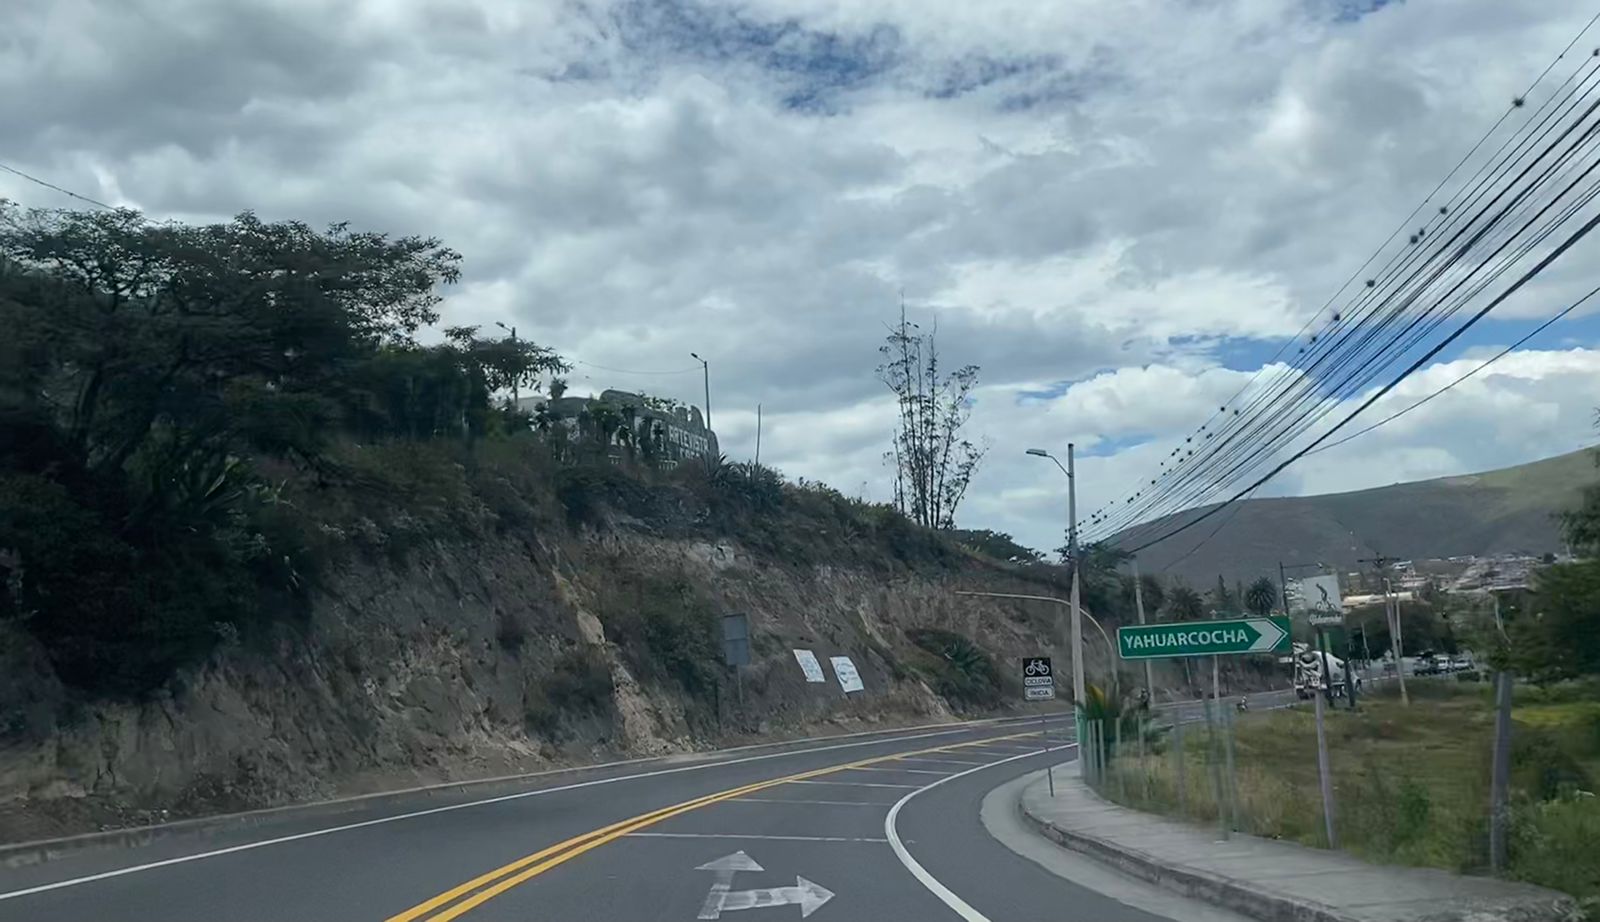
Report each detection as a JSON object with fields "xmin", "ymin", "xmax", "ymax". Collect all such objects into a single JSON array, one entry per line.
[{"xmin": 877, "ymin": 306, "xmax": 987, "ymax": 529}]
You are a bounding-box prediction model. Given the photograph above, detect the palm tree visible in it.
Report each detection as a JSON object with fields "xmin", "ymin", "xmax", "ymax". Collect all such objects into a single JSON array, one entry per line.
[
  {"xmin": 1245, "ymin": 577, "xmax": 1279, "ymax": 616},
  {"xmin": 1139, "ymin": 574, "xmax": 1165, "ymax": 613},
  {"xmin": 1165, "ymin": 584, "xmax": 1204, "ymax": 621}
]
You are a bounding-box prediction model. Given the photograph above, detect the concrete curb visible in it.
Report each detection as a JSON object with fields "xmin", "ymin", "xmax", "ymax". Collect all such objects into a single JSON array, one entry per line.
[
  {"xmin": 1015, "ymin": 793, "xmax": 1350, "ymax": 922},
  {"xmin": 1015, "ymin": 770, "xmax": 1579, "ymax": 922},
  {"xmin": 3, "ymin": 710, "xmax": 1063, "ymax": 869}
]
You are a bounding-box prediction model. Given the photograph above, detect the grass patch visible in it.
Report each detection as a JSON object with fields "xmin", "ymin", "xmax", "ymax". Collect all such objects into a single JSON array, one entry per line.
[{"xmin": 1105, "ymin": 679, "xmax": 1599, "ymax": 910}]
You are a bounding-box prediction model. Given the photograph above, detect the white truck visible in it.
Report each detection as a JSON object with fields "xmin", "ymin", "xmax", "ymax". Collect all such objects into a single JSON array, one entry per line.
[{"xmin": 1292, "ymin": 642, "xmax": 1361, "ymax": 699}]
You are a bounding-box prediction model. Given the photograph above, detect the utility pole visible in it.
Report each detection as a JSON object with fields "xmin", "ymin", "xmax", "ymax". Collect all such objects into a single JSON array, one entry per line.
[
  {"xmin": 1488, "ymin": 590, "xmax": 1513, "ymax": 874},
  {"xmin": 1131, "ymin": 556, "xmax": 1153, "ymax": 802},
  {"xmin": 1386, "ymin": 578, "xmax": 1409, "ymax": 706},
  {"xmin": 1067, "ymin": 443, "xmax": 1084, "ymax": 709},
  {"xmin": 1131, "ymin": 557, "xmax": 1154, "ymax": 705},
  {"xmin": 1360, "ymin": 554, "xmax": 1408, "ymax": 705},
  {"xmin": 755, "ymin": 403, "xmax": 762, "ymax": 466}
]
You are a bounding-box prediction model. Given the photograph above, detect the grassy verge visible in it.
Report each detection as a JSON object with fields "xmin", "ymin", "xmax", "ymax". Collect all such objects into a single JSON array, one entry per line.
[{"xmin": 1103, "ymin": 680, "xmax": 1600, "ymax": 916}]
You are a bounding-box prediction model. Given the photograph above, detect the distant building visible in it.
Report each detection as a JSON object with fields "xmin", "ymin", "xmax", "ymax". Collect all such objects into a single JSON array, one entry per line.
[{"xmin": 516, "ymin": 388, "xmax": 718, "ymax": 468}]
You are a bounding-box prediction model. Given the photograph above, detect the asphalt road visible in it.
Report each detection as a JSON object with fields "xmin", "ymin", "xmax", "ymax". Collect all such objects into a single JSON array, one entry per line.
[{"xmin": 0, "ymin": 700, "xmax": 1284, "ymax": 922}]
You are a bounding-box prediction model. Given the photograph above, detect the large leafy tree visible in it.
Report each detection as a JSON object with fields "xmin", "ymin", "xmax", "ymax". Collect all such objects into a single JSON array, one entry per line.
[{"xmin": 0, "ymin": 205, "xmax": 569, "ymax": 694}]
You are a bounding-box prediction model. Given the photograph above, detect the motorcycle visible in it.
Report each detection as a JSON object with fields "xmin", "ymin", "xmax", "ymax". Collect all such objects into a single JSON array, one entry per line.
[{"xmin": 1236, "ymin": 696, "xmax": 1249, "ymax": 712}]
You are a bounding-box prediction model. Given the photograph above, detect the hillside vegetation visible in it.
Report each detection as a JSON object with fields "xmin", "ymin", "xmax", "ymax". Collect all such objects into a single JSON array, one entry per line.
[
  {"xmin": 1125, "ymin": 449, "xmax": 1594, "ymax": 585},
  {"xmin": 0, "ymin": 206, "xmax": 1280, "ymax": 839}
]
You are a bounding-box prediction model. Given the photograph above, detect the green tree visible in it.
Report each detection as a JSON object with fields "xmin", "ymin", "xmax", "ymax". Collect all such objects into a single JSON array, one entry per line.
[
  {"xmin": 1166, "ymin": 584, "xmax": 1205, "ymax": 621},
  {"xmin": 952, "ymin": 529, "xmax": 1043, "ymax": 564},
  {"xmin": 1138, "ymin": 573, "xmax": 1165, "ymax": 614},
  {"xmin": 1513, "ymin": 562, "xmax": 1600, "ymax": 680},
  {"xmin": 0, "ymin": 205, "xmax": 570, "ymax": 694},
  {"xmin": 1211, "ymin": 574, "xmax": 1234, "ymax": 612},
  {"xmin": 1561, "ymin": 449, "xmax": 1600, "ymax": 553},
  {"xmin": 1245, "ymin": 576, "xmax": 1279, "ymax": 616},
  {"xmin": 877, "ymin": 309, "xmax": 986, "ymax": 529}
]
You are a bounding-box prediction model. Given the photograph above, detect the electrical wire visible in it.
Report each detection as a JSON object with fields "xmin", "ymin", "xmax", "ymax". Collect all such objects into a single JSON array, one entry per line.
[
  {"xmin": 573, "ymin": 358, "xmax": 699, "ymax": 376},
  {"xmin": 1306, "ymin": 286, "xmax": 1600, "ymax": 456},
  {"xmin": 1087, "ymin": 44, "xmax": 1600, "ymax": 544},
  {"xmin": 0, "ymin": 161, "xmax": 116, "ymax": 210},
  {"xmin": 1077, "ymin": 11, "xmax": 1600, "ymax": 531},
  {"xmin": 1123, "ymin": 207, "xmax": 1600, "ymax": 554}
]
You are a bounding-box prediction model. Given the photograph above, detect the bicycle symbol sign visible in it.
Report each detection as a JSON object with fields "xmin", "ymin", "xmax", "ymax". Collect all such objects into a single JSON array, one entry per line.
[{"xmin": 1022, "ymin": 655, "xmax": 1055, "ymax": 699}]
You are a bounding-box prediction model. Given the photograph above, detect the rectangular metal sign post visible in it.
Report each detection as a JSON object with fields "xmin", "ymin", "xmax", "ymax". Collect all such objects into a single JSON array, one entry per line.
[
  {"xmin": 721, "ymin": 613, "xmax": 750, "ymax": 707},
  {"xmin": 1117, "ymin": 617, "xmax": 1291, "ymax": 659},
  {"xmin": 1022, "ymin": 656, "xmax": 1056, "ymax": 795}
]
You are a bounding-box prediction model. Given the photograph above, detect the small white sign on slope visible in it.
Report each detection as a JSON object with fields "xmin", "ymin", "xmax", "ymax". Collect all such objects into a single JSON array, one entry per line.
[
  {"xmin": 792, "ymin": 649, "xmax": 826, "ymax": 683},
  {"xmin": 829, "ymin": 655, "xmax": 865, "ymax": 693}
]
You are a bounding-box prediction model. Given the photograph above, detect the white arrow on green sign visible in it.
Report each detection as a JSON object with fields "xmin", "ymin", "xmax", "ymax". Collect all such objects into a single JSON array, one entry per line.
[{"xmin": 1117, "ymin": 616, "xmax": 1291, "ymax": 659}]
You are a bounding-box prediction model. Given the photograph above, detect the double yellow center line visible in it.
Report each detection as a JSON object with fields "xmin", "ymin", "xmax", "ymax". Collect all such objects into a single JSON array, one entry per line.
[{"xmin": 384, "ymin": 731, "xmax": 1043, "ymax": 921}]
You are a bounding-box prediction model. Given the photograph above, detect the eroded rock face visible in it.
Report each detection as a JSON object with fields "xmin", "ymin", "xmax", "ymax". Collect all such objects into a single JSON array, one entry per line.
[{"xmin": 0, "ymin": 523, "xmax": 1229, "ymax": 842}]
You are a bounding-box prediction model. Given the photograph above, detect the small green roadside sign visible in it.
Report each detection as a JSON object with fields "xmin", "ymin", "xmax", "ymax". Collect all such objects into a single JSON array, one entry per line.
[{"xmin": 1118, "ymin": 616, "xmax": 1291, "ymax": 660}]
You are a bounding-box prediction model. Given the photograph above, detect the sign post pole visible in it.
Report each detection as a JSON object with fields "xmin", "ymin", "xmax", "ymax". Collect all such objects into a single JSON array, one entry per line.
[
  {"xmin": 1314, "ymin": 677, "xmax": 1338, "ymax": 847},
  {"xmin": 1022, "ymin": 656, "xmax": 1057, "ymax": 796},
  {"xmin": 1042, "ymin": 712, "xmax": 1054, "ymax": 797},
  {"xmin": 1174, "ymin": 714, "xmax": 1187, "ymax": 817}
]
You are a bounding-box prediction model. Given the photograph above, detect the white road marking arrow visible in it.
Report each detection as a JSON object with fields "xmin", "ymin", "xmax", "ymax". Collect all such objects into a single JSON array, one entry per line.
[
  {"xmin": 698, "ymin": 851, "xmax": 764, "ymax": 920},
  {"xmin": 1247, "ymin": 618, "xmax": 1288, "ymax": 652},
  {"xmin": 718, "ymin": 878, "xmax": 834, "ymax": 918},
  {"xmin": 695, "ymin": 851, "xmax": 836, "ymax": 919}
]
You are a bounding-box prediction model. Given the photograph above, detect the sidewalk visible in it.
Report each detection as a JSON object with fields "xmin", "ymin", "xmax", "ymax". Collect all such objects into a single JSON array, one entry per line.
[{"xmin": 1017, "ymin": 762, "xmax": 1575, "ymax": 922}]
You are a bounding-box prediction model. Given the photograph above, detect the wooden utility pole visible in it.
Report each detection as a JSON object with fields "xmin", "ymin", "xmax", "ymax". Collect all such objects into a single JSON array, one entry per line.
[
  {"xmin": 1488, "ymin": 591, "xmax": 1513, "ymax": 873},
  {"xmin": 1359, "ymin": 554, "xmax": 1408, "ymax": 705}
]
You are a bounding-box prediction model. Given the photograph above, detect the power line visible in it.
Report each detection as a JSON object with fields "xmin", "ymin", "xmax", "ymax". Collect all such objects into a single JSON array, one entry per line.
[
  {"xmin": 573, "ymin": 358, "xmax": 698, "ymax": 376},
  {"xmin": 0, "ymin": 161, "xmax": 115, "ymax": 210},
  {"xmin": 1124, "ymin": 205, "xmax": 1600, "ymax": 555},
  {"xmin": 1306, "ymin": 285, "xmax": 1600, "ymax": 456},
  {"xmin": 1102, "ymin": 92, "xmax": 1600, "ymax": 542},
  {"xmin": 1091, "ymin": 42, "xmax": 1600, "ymax": 543},
  {"xmin": 1082, "ymin": 9, "xmax": 1600, "ymax": 533}
]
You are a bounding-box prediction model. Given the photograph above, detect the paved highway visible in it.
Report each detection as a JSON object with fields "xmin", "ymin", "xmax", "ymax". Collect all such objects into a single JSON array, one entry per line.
[{"xmin": 0, "ymin": 706, "xmax": 1269, "ymax": 922}]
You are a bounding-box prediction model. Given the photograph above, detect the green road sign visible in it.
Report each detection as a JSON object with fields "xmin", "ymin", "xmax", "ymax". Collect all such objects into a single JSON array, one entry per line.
[{"xmin": 1118, "ymin": 616, "xmax": 1291, "ymax": 659}]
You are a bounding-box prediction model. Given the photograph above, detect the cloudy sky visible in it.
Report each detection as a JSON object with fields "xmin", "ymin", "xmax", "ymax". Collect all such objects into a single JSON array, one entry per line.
[{"xmin": 6, "ymin": 0, "xmax": 1600, "ymax": 554}]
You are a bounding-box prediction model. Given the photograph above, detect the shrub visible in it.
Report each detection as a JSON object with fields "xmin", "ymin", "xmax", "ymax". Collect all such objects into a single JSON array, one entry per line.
[
  {"xmin": 543, "ymin": 647, "xmax": 614, "ymax": 713},
  {"xmin": 599, "ymin": 571, "xmax": 721, "ymax": 702},
  {"xmin": 524, "ymin": 647, "xmax": 615, "ymax": 740},
  {"xmin": 907, "ymin": 628, "xmax": 1004, "ymax": 711}
]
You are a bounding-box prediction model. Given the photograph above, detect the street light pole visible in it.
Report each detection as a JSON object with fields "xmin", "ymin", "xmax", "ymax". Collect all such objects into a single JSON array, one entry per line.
[
  {"xmin": 495, "ymin": 321, "xmax": 519, "ymax": 406},
  {"xmin": 1027, "ymin": 446, "xmax": 1086, "ymax": 710},
  {"xmin": 1068, "ymin": 444, "xmax": 1084, "ymax": 708},
  {"xmin": 689, "ymin": 352, "xmax": 711, "ymax": 432}
]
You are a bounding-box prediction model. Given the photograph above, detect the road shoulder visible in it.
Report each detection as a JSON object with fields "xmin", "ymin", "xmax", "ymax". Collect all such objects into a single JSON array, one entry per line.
[
  {"xmin": 980, "ymin": 770, "xmax": 1252, "ymax": 922},
  {"xmin": 1015, "ymin": 761, "xmax": 1576, "ymax": 922}
]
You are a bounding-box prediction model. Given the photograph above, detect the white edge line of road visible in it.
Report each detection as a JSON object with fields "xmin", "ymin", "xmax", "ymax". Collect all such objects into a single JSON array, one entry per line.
[
  {"xmin": 885, "ymin": 742, "xmax": 1077, "ymax": 922},
  {"xmin": 0, "ymin": 720, "xmax": 1068, "ymax": 904}
]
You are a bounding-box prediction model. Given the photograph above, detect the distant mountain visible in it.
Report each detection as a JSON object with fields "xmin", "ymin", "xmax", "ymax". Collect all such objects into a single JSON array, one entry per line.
[{"xmin": 1116, "ymin": 447, "xmax": 1596, "ymax": 587}]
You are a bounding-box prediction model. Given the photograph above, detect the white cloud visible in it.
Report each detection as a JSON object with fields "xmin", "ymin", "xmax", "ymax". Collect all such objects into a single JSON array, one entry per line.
[{"xmin": 3, "ymin": 0, "xmax": 1599, "ymax": 559}]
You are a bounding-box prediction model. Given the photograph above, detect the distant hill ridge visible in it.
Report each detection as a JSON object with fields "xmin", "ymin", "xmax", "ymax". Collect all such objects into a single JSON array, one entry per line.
[{"xmin": 1115, "ymin": 447, "xmax": 1596, "ymax": 586}]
